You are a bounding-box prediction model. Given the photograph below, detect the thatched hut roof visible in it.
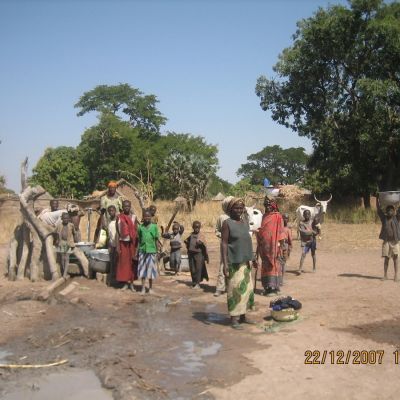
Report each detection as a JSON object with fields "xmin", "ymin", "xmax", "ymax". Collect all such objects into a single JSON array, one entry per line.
[
  {"xmin": 212, "ymin": 192, "xmax": 225, "ymax": 201},
  {"xmin": 174, "ymin": 196, "xmax": 187, "ymax": 203}
]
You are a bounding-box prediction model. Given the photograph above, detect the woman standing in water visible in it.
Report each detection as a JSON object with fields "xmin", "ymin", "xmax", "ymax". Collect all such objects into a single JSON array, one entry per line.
[{"xmin": 221, "ymin": 198, "xmax": 255, "ymax": 329}]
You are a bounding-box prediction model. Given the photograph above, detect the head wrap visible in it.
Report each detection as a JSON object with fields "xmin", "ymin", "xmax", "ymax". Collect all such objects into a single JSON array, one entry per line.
[
  {"xmin": 108, "ymin": 181, "xmax": 118, "ymax": 188},
  {"xmin": 226, "ymin": 197, "xmax": 245, "ymax": 215},
  {"xmin": 222, "ymin": 196, "xmax": 234, "ymax": 214},
  {"xmin": 264, "ymin": 196, "xmax": 279, "ymax": 212}
]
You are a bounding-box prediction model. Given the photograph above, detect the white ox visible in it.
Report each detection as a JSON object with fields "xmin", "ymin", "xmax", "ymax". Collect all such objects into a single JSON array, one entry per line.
[
  {"xmin": 245, "ymin": 206, "xmax": 263, "ymax": 234},
  {"xmin": 295, "ymin": 194, "xmax": 332, "ymax": 229}
]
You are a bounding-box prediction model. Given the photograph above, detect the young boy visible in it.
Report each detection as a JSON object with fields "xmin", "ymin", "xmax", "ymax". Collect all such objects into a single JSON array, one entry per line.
[
  {"xmin": 298, "ymin": 210, "xmax": 319, "ymax": 273},
  {"xmin": 280, "ymin": 213, "xmax": 293, "ymax": 283},
  {"xmin": 377, "ymin": 197, "xmax": 400, "ymax": 281},
  {"xmin": 162, "ymin": 221, "xmax": 184, "ymax": 275},
  {"xmin": 116, "ymin": 200, "xmax": 138, "ymax": 291},
  {"xmin": 55, "ymin": 212, "xmax": 89, "ymax": 278},
  {"xmin": 148, "ymin": 205, "xmax": 159, "ymax": 225},
  {"xmin": 184, "ymin": 221, "xmax": 209, "ymax": 289},
  {"xmin": 137, "ymin": 209, "xmax": 161, "ymax": 294}
]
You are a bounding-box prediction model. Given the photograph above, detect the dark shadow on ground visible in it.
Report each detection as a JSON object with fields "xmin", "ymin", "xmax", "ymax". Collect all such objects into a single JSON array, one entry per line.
[
  {"xmin": 192, "ymin": 311, "xmax": 231, "ymax": 327},
  {"xmin": 333, "ymin": 317, "xmax": 400, "ymax": 346},
  {"xmin": 338, "ymin": 273, "xmax": 382, "ymax": 280}
]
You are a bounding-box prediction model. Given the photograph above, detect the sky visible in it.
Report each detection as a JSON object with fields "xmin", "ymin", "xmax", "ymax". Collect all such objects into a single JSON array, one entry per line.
[{"xmin": 0, "ymin": 0, "xmax": 348, "ymax": 192}]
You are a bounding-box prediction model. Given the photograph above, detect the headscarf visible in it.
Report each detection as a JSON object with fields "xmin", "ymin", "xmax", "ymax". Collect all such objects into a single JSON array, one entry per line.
[
  {"xmin": 226, "ymin": 197, "xmax": 245, "ymax": 215},
  {"xmin": 264, "ymin": 196, "xmax": 279, "ymax": 212},
  {"xmin": 108, "ymin": 181, "xmax": 118, "ymax": 188},
  {"xmin": 222, "ymin": 196, "xmax": 234, "ymax": 214}
]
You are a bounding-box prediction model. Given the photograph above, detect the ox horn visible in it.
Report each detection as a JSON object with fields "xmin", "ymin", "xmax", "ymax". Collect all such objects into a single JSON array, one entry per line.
[{"xmin": 314, "ymin": 193, "xmax": 332, "ymax": 202}]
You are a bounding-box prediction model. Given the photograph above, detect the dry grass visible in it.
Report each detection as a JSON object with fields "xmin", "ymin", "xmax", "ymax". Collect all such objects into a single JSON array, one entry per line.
[{"xmin": 154, "ymin": 200, "xmax": 222, "ymax": 230}]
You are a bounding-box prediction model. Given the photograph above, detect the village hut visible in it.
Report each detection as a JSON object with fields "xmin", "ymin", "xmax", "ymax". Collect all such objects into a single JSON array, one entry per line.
[{"xmin": 212, "ymin": 192, "xmax": 225, "ymax": 201}]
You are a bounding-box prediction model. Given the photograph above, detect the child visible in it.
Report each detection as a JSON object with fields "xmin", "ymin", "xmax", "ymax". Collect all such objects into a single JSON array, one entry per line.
[
  {"xmin": 377, "ymin": 196, "xmax": 400, "ymax": 281},
  {"xmin": 162, "ymin": 221, "xmax": 184, "ymax": 274},
  {"xmin": 280, "ymin": 213, "xmax": 293, "ymax": 283},
  {"xmin": 55, "ymin": 212, "xmax": 89, "ymax": 278},
  {"xmin": 137, "ymin": 209, "xmax": 161, "ymax": 294},
  {"xmin": 298, "ymin": 210, "xmax": 319, "ymax": 273},
  {"xmin": 213, "ymin": 196, "xmax": 233, "ymax": 296},
  {"xmin": 107, "ymin": 205, "xmax": 118, "ymax": 285},
  {"xmin": 184, "ymin": 221, "xmax": 209, "ymax": 289},
  {"xmin": 148, "ymin": 205, "xmax": 159, "ymax": 225},
  {"xmin": 116, "ymin": 200, "xmax": 138, "ymax": 291}
]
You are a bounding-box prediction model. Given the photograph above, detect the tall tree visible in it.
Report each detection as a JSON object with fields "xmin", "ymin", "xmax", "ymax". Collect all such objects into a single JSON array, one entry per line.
[
  {"xmin": 237, "ymin": 145, "xmax": 308, "ymax": 185},
  {"xmin": 163, "ymin": 151, "xmax": 217, "ymax": 209},
  {"xmin": 30, "ymin": 147, "xmax": 89, "ymax": 198},
  {"xmin": 77, "ymin": 112, "xmax": 134, "ymax": 190},
  {"xmin": 75, "ymin": 84, "xmax": 167, "ymax": 139},
  {"xmin": 256, "ymin": 0, "xmax": 400, "ymax": 206}
]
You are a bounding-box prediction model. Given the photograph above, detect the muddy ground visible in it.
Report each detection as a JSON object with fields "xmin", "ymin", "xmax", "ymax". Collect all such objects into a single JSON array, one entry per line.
[{"xmin": 0, "ymin": 222, "xmax": 400, "ymax": 399}]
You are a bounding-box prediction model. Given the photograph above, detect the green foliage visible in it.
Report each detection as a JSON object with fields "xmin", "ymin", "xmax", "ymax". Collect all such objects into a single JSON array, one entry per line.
[
  {"xmin": 30, "ymin": 147, "xmax": 89, "ymax": 198},
  {"xmin": 32, "ymin": 85, "xmax": 220, "ymax": 200},
  {"xmin": 228, "ymin": 178, "xmax": 262, "ymax": 198},
  {"xmin": 75, "ymin": 83, "xmax": 167, "ymax": 139},
  {"xmin": 256, "ymin": 0, "xmax": 400, "ymax": 197},
  {"xmin": 77, "ymin": 112, "xmax": 134, "ymax": 190},
  {"xmin": 207, "ymin": 175, "xmax": 232, "ymax": 197},
  {"xmin": 237, "ymin": 145, "xmax": 308, "ymax": 185},
  {"xmin": 163, "ymin": 151, "xmax": 218, "ymax": 207}
]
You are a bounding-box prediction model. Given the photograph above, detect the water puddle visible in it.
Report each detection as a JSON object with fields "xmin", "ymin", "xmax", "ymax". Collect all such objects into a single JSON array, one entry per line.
[
  {"xmin": 0, "ymin": 348, "xmax": 12, "ymax": 363},
  {"xmin": 2, "ymin": 369, "xmax": 112, "ymax": 400},
  {"xmin": 173, "ymin": 340, "xmax": 222, "ymax": 376}
]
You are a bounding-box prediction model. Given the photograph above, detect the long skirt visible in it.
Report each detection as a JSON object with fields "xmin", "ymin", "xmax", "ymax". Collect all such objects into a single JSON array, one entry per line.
[
  {"xmin": 188, "ymin": 251, "xmax": 209, "ymax": 285},
  {"xmin": 226, "ymin": 262, "xmax": 254, "ymax": 317},
  {"xmin": 261, "ymin": 257, "xmax": 282, "ymax": 290},
  {"xmin": 138, "ymin": 252, "xmax": 157, "ymax": 279},
  {"xmin": 116, "ymin": 241, "xmax": 136, "ymax": 282}
]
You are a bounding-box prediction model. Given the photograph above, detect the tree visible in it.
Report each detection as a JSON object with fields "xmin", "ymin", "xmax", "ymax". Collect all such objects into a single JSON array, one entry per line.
[
  {"xmin": 163, "ymin": 152, "xmax": 217, "ymax": 209},
  {"xmin": 256, "ymin": 0, "xmax": 400, "ymax": 206},
  {"xmin": 207, "ymin": 175, "xmax": 232, "ymax": 197},
  {"xmin": 237, "ymin": 145, "xmax": 308, "ymax": 185},
  {"xmin": 228, "ymin": 178, "xmax": 262, "ymax": 198},
  {"xmin": 77, "ymin": 112, "xmax": 134, "ymax": 190},
  {"xmin": 30, "ymin": 147, "xmax": 89, "ymax": 198},
  {"xmin": 75, "ymin": 84, "xmax": 167, "ymax": 139}
]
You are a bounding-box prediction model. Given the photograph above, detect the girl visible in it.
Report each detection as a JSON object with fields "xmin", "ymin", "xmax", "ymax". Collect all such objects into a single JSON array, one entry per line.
[{"xmin": 137, "ymin": 209, "xmax": 161, "ymax": 294}]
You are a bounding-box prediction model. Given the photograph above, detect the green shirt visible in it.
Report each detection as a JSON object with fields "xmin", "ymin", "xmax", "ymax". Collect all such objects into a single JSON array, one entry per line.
[{"xmin": 138, "ymin": 223, "xmax": 159, "ymax": 253}]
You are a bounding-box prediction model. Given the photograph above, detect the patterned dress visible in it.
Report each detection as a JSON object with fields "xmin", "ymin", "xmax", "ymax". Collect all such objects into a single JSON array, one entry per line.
[{"xmin": 225, "ymin": 219, "xmax": 254, "ymax": 317}]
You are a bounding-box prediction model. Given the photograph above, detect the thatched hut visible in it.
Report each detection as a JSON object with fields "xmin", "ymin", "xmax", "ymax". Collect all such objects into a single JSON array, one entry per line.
[{"xmin": 212, "ymin": 192, "xmax": 225, "ymax": 201}]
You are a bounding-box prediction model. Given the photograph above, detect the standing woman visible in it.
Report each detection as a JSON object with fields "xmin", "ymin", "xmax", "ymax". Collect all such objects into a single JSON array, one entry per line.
[
  {"xmin": 116, "ymin": 200, "xmax": 138, "ymax": 291},
  {"xmin": 100, "ymin": 181, "xmax": 123, "ymax": 225},
  {"xmin": 256, "ymin": 197, "xmax": 286, "ymax": 296},
  {"xmin": 222, "ymin": 198, "xmax": 255, "ymax": 329}
]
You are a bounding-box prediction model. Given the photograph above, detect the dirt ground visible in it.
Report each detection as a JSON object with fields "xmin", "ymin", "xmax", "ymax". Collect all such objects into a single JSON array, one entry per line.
[{"xmin": 0, "ymin": 222, "xmax": 400, "ymax": 399}]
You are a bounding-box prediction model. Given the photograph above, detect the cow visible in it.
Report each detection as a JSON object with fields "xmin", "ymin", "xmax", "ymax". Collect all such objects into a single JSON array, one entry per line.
[
  {"xmin": 245, "ymin": 206, "xmax": 263, "ymax": 234},
  {"xmin": 295, "ymin": 194, "xmax": 332, "ymax": 238}
]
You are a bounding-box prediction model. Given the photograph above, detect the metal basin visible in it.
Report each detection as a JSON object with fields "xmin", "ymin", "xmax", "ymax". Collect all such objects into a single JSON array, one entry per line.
[
  {"xmin": 89, "ymin": 249, "xmax": 110, "ymax": 262},
  {"xmin": 75, "ymin": 242, "xmax": 95, "ymax": 255},
  {"xmin": 378, "ymin": 191, "xmax": 400, "ymax": 209}
]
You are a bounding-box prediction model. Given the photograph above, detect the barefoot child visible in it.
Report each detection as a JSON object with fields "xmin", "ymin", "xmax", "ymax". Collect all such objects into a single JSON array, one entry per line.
[
  {"xmin": 377, "ymin": 196, "xmax": 400, "ymax": 281},
  {"xmin": 298, "ymin": 210, "xmax": 319, "ymax": 273},
  {"xmin": 162, "ymin": 222, "xmax": 184, "ymax": 274},
  {"xmin": 137, "ymin": 209, "xmax": 161, "ymax": 294},
  {"xmin": 107, "ymin": 205, "xmax": 118, "ymax": 285},
  {"xmin": 185, "ymin": 221, "xmax": 209, "ymax": 289},
  {"xmin": 116, "ymin": 200, "xmax": 138, "ymax": 291},
  {"xmin": 281, "ymin": 213, "xmax": 293, "ymax": 283}
]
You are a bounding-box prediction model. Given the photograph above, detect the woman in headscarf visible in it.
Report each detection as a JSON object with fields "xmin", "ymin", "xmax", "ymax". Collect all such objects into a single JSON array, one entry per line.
[
  {"xmin": 214, "ymin": 195, "xmax": 234, "ymax": 297},
  {"xmin": 256, "ymin": 196, "xmax": 286, "ymax": 296},
  {"xmin": 221, "ymin": 197, "xmax": 255, "ymax": 329},
  {"xmin": 100, "ymin": 181, "xmax": 123, "ymax": 225}
]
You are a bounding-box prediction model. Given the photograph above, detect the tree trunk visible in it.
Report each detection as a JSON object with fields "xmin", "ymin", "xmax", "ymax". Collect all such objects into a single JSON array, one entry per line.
[
  {"xmin": 16, "ymin": 224, "xmax": 30, "ymax": 280},
  {"xmin": 363, "ymin": 192, "xmax": 371, "ymax": 209}
]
